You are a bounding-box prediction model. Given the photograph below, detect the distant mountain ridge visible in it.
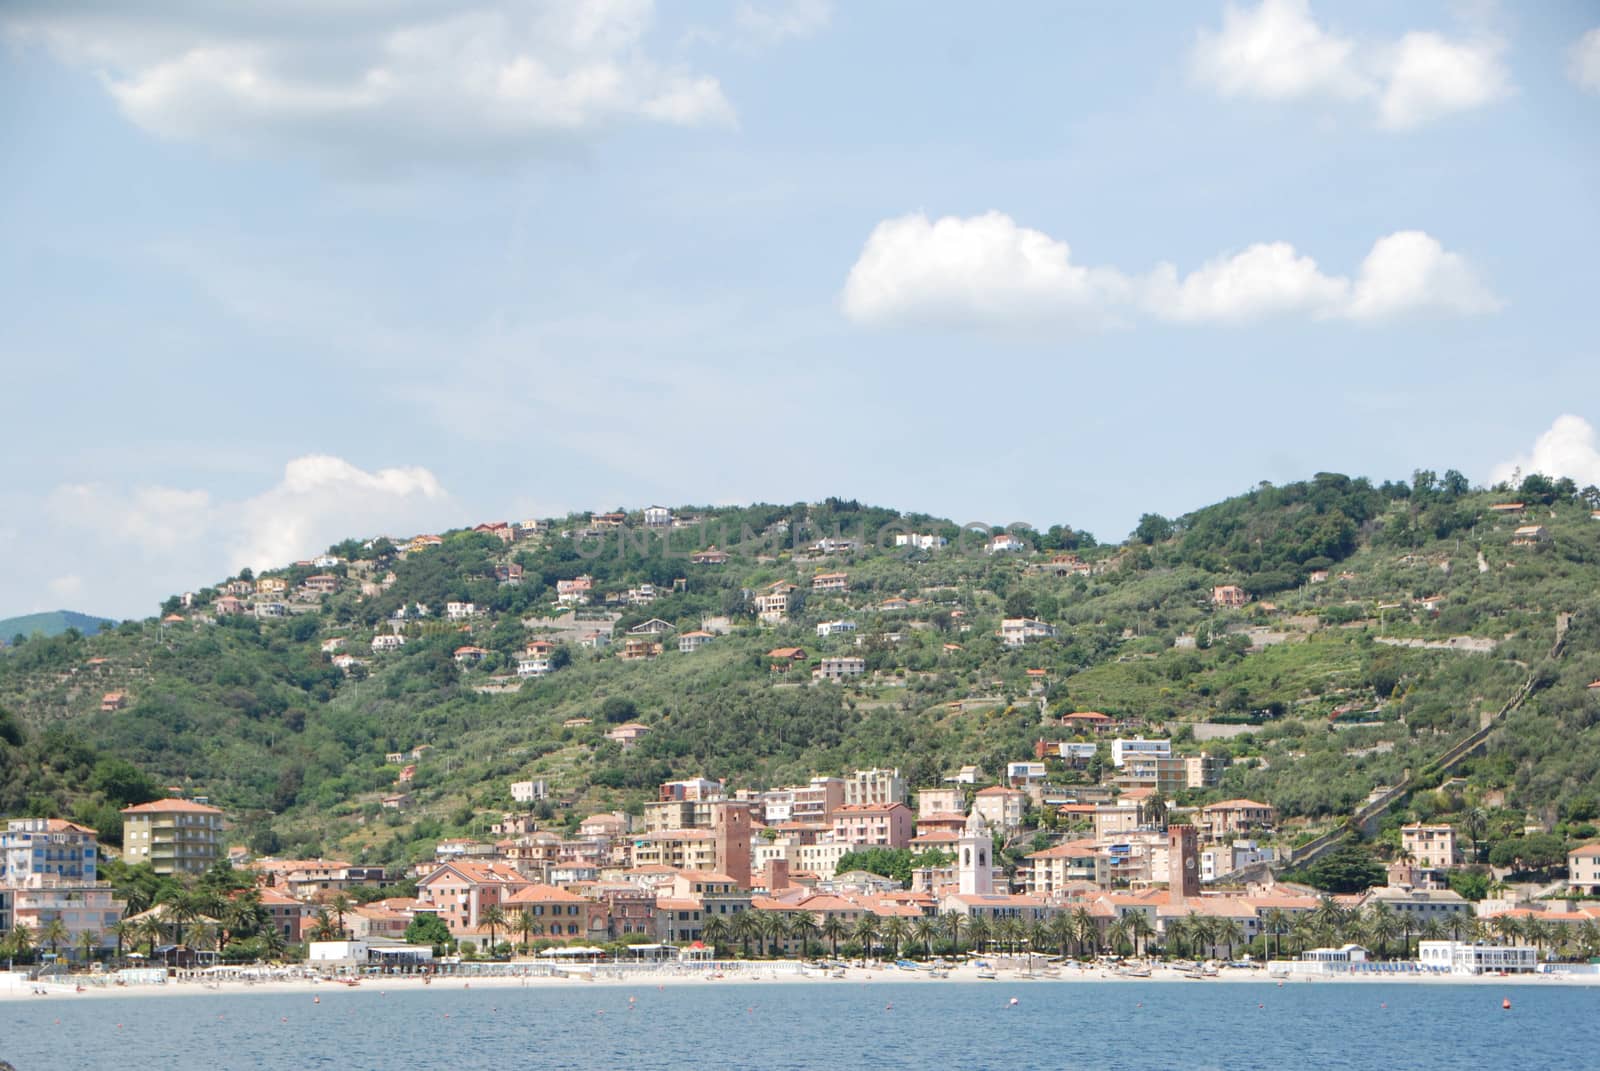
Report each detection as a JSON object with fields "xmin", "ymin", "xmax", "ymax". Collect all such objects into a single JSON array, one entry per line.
[{"xmin": 0, "ymin": 609, "xmax": 116, "ymax": 642}]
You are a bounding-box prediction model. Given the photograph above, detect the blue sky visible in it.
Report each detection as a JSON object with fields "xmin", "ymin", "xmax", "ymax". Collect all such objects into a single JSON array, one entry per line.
[{"xmin": 2, "ymin": 0, "xmax": 1598, "ymax": 619}]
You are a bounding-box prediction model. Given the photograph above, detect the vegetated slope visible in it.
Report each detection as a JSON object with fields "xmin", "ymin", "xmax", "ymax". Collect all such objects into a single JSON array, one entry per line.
[
  {"xmin": 0, "ymin": 610, "xmax": 116, "ymax": 641},
  {"xmin": 1, "ymin": 474, "xmax": 1597, "ymax": 870}
]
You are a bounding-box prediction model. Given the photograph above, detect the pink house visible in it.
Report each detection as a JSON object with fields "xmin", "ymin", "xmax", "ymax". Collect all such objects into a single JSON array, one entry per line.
[{"xmin": 830, "ymin": 803, "xmax": 914, "ymax": 849}]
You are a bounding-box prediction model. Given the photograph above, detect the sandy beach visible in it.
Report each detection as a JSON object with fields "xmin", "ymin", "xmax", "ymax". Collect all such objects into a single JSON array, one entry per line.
[{"xmin": 5, "ymin": 959, "xmax": 1596, "ymax": 1001}]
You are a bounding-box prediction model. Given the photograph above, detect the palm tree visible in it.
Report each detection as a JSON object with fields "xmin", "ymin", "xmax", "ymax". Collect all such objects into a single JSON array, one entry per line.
[
  {"xmin": 994, "ymin": 916, "xmax": 1023, "ymax": 957},
  {"xmin": 223, "ymin": 890, "xmax": 264, "ymax": 948},
  {"xmin": 701, "ymin": 915, "xmax": 730, "ymax": 957},
  {"xmin": 260, "ymin": 923, "xmax": 288, "ymax": 963},
  {"xmin": 911, "ymin": 916, "xmax": 939, "ymax": 959},
  {"xmin": 1577, "ymin": 920, "xmax": 1600, "ymax": 962},
  {"xmin": 1290, "ymin": 913, "xmax": 1318, "ymax": 957},
  {"xmin": 42, "ymin": 917, "xmax": 70, "ymax": 959},
  {"xmin": 137, "ymin": 915, "xmax": 166, "ymax": 957},
  {"xmin": 788, "ymin": 911, "xmax": 818, "ymax": 958},
  {"xmin": 1104, "ymin": 915, "xmax": 1129, "ymax": 957},
  {"xmin": 806, "ymin": 909, "xmax": 832, "ymax": 954},
  {"xmin": 1128, "ymin": 912, "xmax": 1154, "ymax": 959},
  {"xmin": 517, "ymin": 908, "xmax": 539, "ymax": 952},
  {"xmin": 1467, "ymin": 916, "xmax": 1491, "ymax": 943},
  {"xmin": 1262, "ymin": 908, "xmax": 1290, "ymax": 960},
  {"xmin": 328, "ymin": 893, "xmax": 355, "ymax": 939},
  {"xmin": 1183, "ymin": 911, "xmax": 1207, "ymax": 959},
  {"xmin": 308, "ymin": 910, "xmax": 338, "ymax": 942},
  {"xmin": 160, "ymin": 889, "xmax": 204, "ymax": 948},
  {"xmin": 759, "ymin": 912, "xmax": 789, "ymax": 958},
  {"xmin": 1524, "ymin": 918, "xmax": 1551, "ymax": 960},
  {"xmin": 941, "ymin": 910, "xmax": 966, "ymax": 957},
  {"xmin": 882, "ymin": 916, "xmax": 908, "ymax": 960},
  {"xmin": 4, "ymin": 923, "xmax": 36, "ymax": 967},
  {"xmin": 480, "ymin": 904, "xmax": 508, "ymax": 956},
  {"xmin": 1312, "ymin": 896, "xmax": 1345, "ymax": 944},
  {"xmin": 966, "ymin": 914, "xmax": 991, "ymax": 956},
  {"xmin": 1072, "ymin": 907, "xmax": 1098, "ymax": 958},
  {"xmin": 1046, "ymin": 912, "xmax": 1075, "ymax": 958},
  {"xmin": 1365, "ymin": 902, "xmax": 1400, "ymax": 959},
  {"xmin": 76, "ymin": 928, "xmax": 100, "ymax": 966},
  {"xmin": 852, "ymin": 914, "xmax": 880, "ymax": 959},
  {"xmin": 1026, "ymin": 919, "xmax": 1050, "ymax": 966},
  {"xmin": 1420, "ymin": 918, "xmax": 1447, "ymax": 946},
  {"xmin": 1218, "ymin": 920, "xmax": 1246, "ymax": 961},
  {"xmin": 110, "ymin": 919, "xmax": 135, "ymax": 961},
  {"xmin": 1494, "ymin": 916, "xmax": 1523, "ymax": 947},
  {"xmin": 1164, "ymin": 917, "xmax": 1188, "ymax": 960},
  {"xmin": 732, "ymin": 911, "xmax": 757, "ymax": 957}
]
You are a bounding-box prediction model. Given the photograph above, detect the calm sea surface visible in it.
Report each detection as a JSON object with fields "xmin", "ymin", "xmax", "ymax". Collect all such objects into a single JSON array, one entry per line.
[{"xmin": 1, "ymin": 980, "xmax": 1590, "ymax": 1071}]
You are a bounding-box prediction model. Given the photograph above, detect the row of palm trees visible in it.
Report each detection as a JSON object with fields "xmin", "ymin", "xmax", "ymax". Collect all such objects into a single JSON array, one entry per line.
[
  {"xmin": 1250, "ymin": 897, "xmax": 1600, "ymax": 963},
  {"xmin": 689, "ymin": 907, "xmax": 1153, "ymax": 962}
]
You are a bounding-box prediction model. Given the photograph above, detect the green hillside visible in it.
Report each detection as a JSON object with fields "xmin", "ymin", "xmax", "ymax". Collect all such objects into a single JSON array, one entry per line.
[
  {"xmin": 0, "ymin": 609, "xmax": 116, "ymax": 642},
  {"xmin": 2, "ymin": 472, "xmax": 1599, "ymax": 877}
]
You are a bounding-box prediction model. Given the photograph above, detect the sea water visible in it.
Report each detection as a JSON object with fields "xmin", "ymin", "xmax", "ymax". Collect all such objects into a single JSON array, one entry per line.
[{"xmin": 1, "ymin": 980, "xmax": 1587, "ymax": 1070}]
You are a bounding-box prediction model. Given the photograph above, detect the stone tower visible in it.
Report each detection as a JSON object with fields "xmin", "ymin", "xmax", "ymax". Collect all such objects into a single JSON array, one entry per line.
[{"xmin": 1168, "ymin": 824, "xmax": 1200, "ymax": 903}]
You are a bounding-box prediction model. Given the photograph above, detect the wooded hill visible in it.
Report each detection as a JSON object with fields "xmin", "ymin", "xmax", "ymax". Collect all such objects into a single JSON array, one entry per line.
[{"xmin": 3, "ymin": 471, "xmax": 1599, "ymax": 874}]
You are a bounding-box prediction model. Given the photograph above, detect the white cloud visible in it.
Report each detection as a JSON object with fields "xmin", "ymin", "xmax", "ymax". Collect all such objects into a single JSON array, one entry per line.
[
  {"xmin": 843, "ymin": 213, "xmax": 1499, "ymax": 330},
  {"xmin": 45, "ymin": 455, "xmax": 457, "ymax": 613},
  {"xmin": 2, "ymin": 1, "xmax": 734, "ymax": 165},
  {"xmin": 733, "ymin": 0, "xmax": 831, "ymax": 45},
  {"xmin": 1345, "ymin": 230, "xmax": 1501, "ymax": 320},
  {"xmin": 1572, "ymin": 28, "xmax": 1600, "ymax": 92},
  {"xmin": 48, "ymin": 575, "xmax": 85, "ymax": 601},
  {"xmin": 840, "ymin": 211, "xmax": 1133, "ymax": 330},
  {"xmin": 1191, "ymin": 0, "xmax": 1369, "ymax": 101},
  {"xmin": 1144, "ymin": 241, "xmax": 1349, "ymax": 323},
  {"xmin": 1491, "ymin": 415, "xmax": 1600, "ymax": 488},
  {"xmin": 1191, "ymin": 0, "xmax": 1509, "ymax": 129},
  {"xmin": 1377, "ymin": 33, "xmax": 1509, "ymax": 130}
]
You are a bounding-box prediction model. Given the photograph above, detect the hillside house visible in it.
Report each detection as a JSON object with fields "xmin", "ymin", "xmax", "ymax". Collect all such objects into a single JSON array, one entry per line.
[
  {"xmin": 755, "ymin": 582, "xmax": 796, "ymax": 623},
  {"xmin": 371, "ymin": 634, "xmax": 406, "ymax": 652},
  {"xmin": 643, "ymin": 506, "xmax": 672, "ymax": 527},
  {"xmin": 604, "ymin": 723, "xmax": 651, "ymax": 748},
  {"xmin": 628, "ymin": 618, "xmax": 676, "ymax": 636},
  {"xmin": 446, "ymin": 601, "xmax": 482, "ymax": 621},
  {"xmin": 1211, "ymin": 584, "xmax": 1248, "ymax": 608},
  {"xmin": 1200, "ymin": 799, "xmax": 1276, "ymax": 841},
  {"xmin": 690, "ymin": 547, "xmax": 730, "ymax": 565},
  {"xmin": 1512, "ymin": 525, "xmax": 1550, "ymax": 546},
  {"xmin": 496, "ymin": 563, "xmax": 524, "ymax": 584},
  {"xmin": 256, "ymin": 577, "xmax": 288, "ymax": 596},
  {"xmin": 812, "ymin": 572, "xmax": 850, "ymax": 592},
  {"xmin": 816, "ymin": 619, "xmax": 857, "ymax": 638},
  {"xmin": 814, "ymin": 656, "xmax": 866, "ymax": 682},
  {"xmin": 303, "ymin": 574, "xmax": 340, "ymax": 595},
  {"xmin": 987, "ymin": 533, "xmax": 1026, "ymax": 554},
  {"xmin": 254, "ymin": 602, "xmax": 289, "ymax": 619},
  {"xmin": 453, "ymin": 645, "xmax": 488, "ymax": 666},
  {"xmin": 100, "ymin": 692, "xmax": 128, "ymax": 712},
  {"xmin": 621, "ymin": 639, "xmax": 663, "ymax": 661},
  {"xmin": 767, "ymin": 647, "xmax": 808, "ymax": 673},
  {"xmin": 894, "ymin": 533, "xmax": 947, "ymax": 550},
  {"xmin": 408, "ymin": 535, "xmax": 444, "ymax": 552},
  {"xmin": 1000, "ymin": 618, "xmax": 1057, "ymax": 647},
  {"xmin": 516, "ymin": 655, "xmax": 552, "ymax": 678},
  {"xmin": 678, "ymin": 630, "xmax": 715, "ymax": 653}
]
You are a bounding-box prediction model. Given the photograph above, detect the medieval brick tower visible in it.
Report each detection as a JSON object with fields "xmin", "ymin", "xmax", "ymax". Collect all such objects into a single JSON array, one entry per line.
[{"xmin": 1168, "ymin": 824, "xmax": 1200, "ymax": 903}]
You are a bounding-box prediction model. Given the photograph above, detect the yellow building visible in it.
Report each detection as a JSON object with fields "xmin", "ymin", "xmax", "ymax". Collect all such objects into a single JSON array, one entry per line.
[{"xmin": 120, "ymin": 798, "xmax": 225, "ymax": 876}]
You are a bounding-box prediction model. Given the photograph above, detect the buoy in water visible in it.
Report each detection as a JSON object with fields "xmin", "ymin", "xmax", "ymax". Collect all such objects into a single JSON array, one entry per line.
[
  {"xmin": 313, "ymin": 997, "xmax": 320, "ymax": 1004},
  {"xmin": 1008, "ymin": 998, "xmax": 1019, "ymax": 1007},
  {"xmin": 1503, "ymin": 998, "xmax": 1512, "ymax": 1010}
]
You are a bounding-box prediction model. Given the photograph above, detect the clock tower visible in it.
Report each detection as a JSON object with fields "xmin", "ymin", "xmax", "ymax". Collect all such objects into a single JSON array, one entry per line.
[{"xmin": 1168, "ymin": 824, "xmax": 1200, "ymax": 903}]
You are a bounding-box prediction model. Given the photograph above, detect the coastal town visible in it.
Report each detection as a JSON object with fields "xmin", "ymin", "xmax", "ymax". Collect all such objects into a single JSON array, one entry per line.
[{"xmin": 3, "ymin": 761, "xmax": 1598, "ymax": 989}]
